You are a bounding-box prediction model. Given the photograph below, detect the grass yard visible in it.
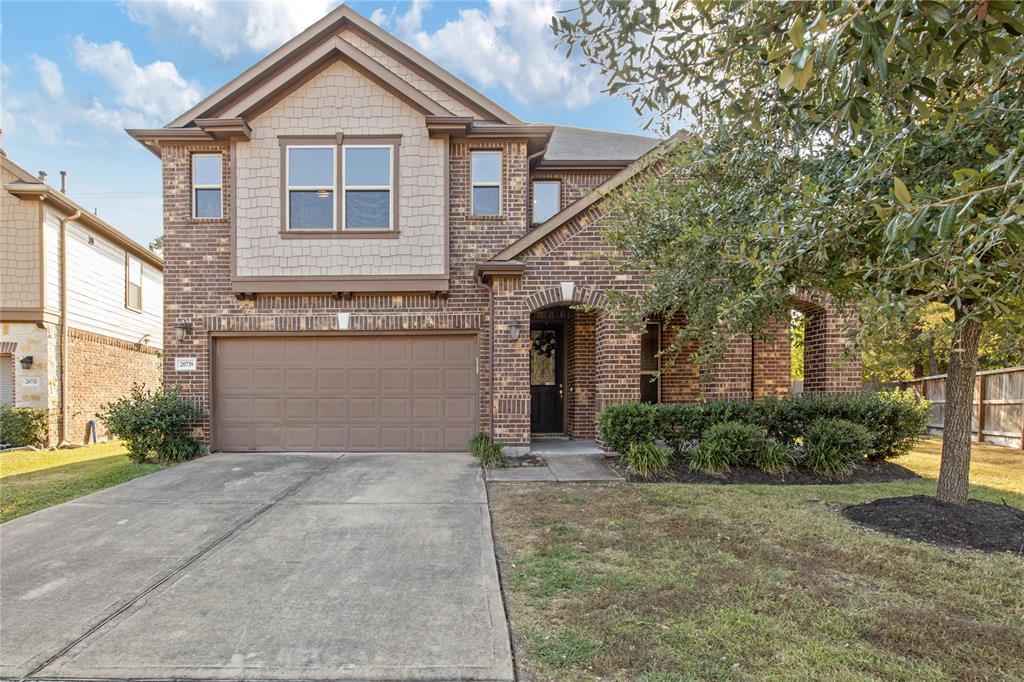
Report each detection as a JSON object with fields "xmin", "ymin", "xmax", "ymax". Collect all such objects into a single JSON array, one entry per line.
[
  {"xmin": 895, "ymin": 437, "xmax": 1024, "ymax": 496},
  {"xmin": 490, "ymin": 442, "xmax": 1024, "ymax": 681},
  {"xmin": 1, "ymin": 441, "xmax": 165, "ymax": 523}
]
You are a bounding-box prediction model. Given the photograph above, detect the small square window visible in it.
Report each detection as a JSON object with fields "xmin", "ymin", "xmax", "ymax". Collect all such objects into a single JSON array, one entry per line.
[
  {"xmin": 192, "ymin": 154, "xmax": 222, "ymax": 219},
  {"xmin": 532, "ymin": 180, "xmax": 560, "ymax": 224}
]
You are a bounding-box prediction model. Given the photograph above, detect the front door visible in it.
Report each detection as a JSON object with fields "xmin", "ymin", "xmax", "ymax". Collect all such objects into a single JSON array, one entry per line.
[{"xmin": 530, "ymin": 323, "xmax": 564, "ymax": 433}]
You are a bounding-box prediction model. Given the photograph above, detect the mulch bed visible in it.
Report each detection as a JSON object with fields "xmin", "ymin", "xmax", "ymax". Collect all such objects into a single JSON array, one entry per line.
[
  {"xmin": 609, "ymin": 457, "xmax": 920, "ymax": 485},
  {"xmin": 843, "ymin": 495, "xmax": 1024, "ymax": 554}
]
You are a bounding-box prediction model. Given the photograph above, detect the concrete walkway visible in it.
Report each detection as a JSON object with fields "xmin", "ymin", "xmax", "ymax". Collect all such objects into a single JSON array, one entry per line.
[
  {"xmin": 0, "ymin": 452, "xmax": 513, "ymax": 681},
  {"xmin": 487, "ymin": 441, "xmax": 623, "ymax": 482}
]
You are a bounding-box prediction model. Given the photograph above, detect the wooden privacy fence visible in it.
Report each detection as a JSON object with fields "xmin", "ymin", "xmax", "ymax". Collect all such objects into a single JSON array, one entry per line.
[{"xmin": 901, "ymin": 366, "xmax": 1024, "ymax": 449}]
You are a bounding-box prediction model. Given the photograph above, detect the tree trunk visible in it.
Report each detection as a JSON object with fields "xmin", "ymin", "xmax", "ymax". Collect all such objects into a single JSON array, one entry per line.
[{"xmin": 936, "ymin": 311, "xmax": 983, "ymax": 505}]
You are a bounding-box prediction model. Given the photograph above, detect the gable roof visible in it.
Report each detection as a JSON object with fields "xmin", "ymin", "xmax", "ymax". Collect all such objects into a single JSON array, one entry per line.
[
  {"xmin": 2, "ymin": 154, "xmax": 163, "ymax": 270},
  {"xmin": 167, "ymin": 5, "xmax": 520, "ymax": 128},
  {"xmin": 488, "ymin": 131, "xmax": 686, "ymax": 263},
  {"xmin": 538, "ymin": 125, "xmax": 659, "ymax": 167}
]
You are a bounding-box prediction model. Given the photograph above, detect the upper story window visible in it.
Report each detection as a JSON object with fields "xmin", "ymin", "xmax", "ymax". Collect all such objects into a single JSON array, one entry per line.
[
  {"xmin": 640, "ymin": 322, "xmax": 661, "ymax": 403},
  {"xmin": 532, "ymin": 180, "xmax": 560, "ymax": 224},
  {"xmin": 343, "ymin": 146, "xmax": 392, "ymax": 230},
  {"xmin": 126, "ymin": 254, "xmax": 143, "ymax": 312},
  {"xmin": 192, "ymin": 154, "xmax": 223, "ymax": 219},
  {"xmin": 471, "ymin": 151, "xmax": 501, "ymax": 216},
  {"xmin": 286, "ymin": 146, "xmax": 336, "ymax": 230}
]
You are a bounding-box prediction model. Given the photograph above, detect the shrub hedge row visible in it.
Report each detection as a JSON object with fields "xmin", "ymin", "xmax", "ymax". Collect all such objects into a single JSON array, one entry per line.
[
  {"xmin": 0, "ymin": 406, "xmax": 49, "ymax": 447},
  {"xmin": 599, "ymin": 390, "xmax": 928, "ymax": 463}
]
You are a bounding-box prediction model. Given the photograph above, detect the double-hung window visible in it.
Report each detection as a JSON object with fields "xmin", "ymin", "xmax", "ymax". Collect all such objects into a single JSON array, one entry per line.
[
  {"xmin": 192, "ymin": 154, "xmax": 222, "ymax": 219},
  {"xmin": 286, "ymin": 146, "xmax": 336, "ymax": 230},
  {"xmin": 343, "ymin": 145, "xmax": 392, "ymax": 230},
  {"xmin": 640, "ymin": 322, "xmax": 661, "ymax": 403},
  {"xmin": 532, "ymin": 180, "xmax": 560, "ymax": 224},
  {"xmin": 126, "ymin": 254, "xmax": 143, "ymax": 312},
  {"xmin": 471, "ymin": 151, "xmax": 501, "ymax": 216}
]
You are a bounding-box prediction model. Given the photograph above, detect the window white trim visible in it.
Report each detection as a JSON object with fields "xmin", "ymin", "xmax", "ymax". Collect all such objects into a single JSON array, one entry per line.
[
  {"xmin": 192, "ymin": 153, "xmax": 223, "ymax": 219},
  {"xmin": 125, "ymin": 254, "xmax": 144, "ymax": 313},
  {"xmin": 342, "ymin": 144, "xmax": 394, "ymax": 230},
  {"xmin": 471, "ymin": 150, "xmax": 502, "ymax": 216},
  {"xmin": 531, "ymin": 179, "xmax": 561, "ymax": 225},
  {"xmin": 285, "ymin": 144, "xmax": 337, "ymax": 231}
]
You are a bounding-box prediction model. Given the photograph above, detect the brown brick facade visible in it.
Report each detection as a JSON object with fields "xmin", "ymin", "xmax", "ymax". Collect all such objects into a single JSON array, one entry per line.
[
  {"xmin": 160, "ymin": 135, "xmax": 861, "ymax": 452},
  {"xmin": 65, "ymin": 328, "xmax": 162, "ymax": 443}
]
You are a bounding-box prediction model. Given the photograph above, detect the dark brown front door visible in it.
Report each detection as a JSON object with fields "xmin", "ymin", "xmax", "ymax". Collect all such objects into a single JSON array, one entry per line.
[{"xmin": 530, "ymin": 323, "xmax": 564, "ymax": 433}]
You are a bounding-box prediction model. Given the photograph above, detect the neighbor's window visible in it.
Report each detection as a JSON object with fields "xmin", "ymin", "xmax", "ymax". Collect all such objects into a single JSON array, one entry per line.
[
  {"xmin": 286, "ymin": 146, "xmax": 336, "ymax": 230},
  {"xmin": 344, "ymin": 146, "xmax": 392, "ymax": 229},
  {"xmin": 532, "ymin": 180, "xmax": 560, "ymax": 224},
  {"xmin": 471, "ymin": 151, "xmax": 501, "ymax": 216},
  {"xmin": 640, "ymin": 322, "xmax": 660, "ymax": 403},
  {"xmin": 192, "ymin": 154, "xmax": 222, "ymax": 219},
  {"xmin": 126, "ymin": 255, "xmax": 143, "ymax": 312}
]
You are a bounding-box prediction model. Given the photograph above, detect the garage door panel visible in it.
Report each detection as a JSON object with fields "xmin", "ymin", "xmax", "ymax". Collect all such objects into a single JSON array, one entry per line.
[
  {"xmin": 348, "ymin": 368, "xmax": 379, "ymax": 391},
  {"xmin": 316, "ymin": 398, "xmax": 346, "ymax": 419},
  {"xmin": 253, "ymin": 368, "xmax": 283, "ymax": 391},
  {"xmin": 214, "ymin": 335, "xmax": 477, "ymax": 452}
]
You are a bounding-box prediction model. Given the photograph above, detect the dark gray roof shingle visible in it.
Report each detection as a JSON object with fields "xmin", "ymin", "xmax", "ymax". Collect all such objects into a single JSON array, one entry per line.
[{"xmin": 542, "ymin": 125, "xmax": 660, "ymax": 163}]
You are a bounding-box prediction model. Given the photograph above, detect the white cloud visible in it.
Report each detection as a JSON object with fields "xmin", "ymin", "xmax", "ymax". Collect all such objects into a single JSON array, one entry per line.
[
  {"xmin": 31, "ymin": 55, "xmax": 64, "ymax": 98},
  {"xmin": 378, "ymin": 0, "xmax": 601, "ymax": 109},
  {"xmin": 72, "ymin": 36, "xmax": 201, "ymax": 122},
  {"xmin": 124, "ymin": 0, "xmax": 340, "ymax": 60}
]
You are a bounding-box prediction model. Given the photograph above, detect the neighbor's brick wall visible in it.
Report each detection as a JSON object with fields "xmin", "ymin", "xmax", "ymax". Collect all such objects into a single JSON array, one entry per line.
[{"xmin": 65, "ymin": 328, "xmax": 161, "ymax": 443}]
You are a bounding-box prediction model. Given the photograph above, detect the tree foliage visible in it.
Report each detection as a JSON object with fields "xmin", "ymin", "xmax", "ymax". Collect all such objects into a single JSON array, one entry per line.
[{"xmin": 555, "ymin": 0, "xmax": 1024, "ymax": 504}]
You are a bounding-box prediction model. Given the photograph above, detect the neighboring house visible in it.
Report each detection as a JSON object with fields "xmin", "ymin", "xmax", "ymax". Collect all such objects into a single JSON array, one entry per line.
[
  {"xmin": 127, "ymin": 5, "xmax": 859, "ymax": 454},
  {"xmin": 0, "ymin": 149, "xmax": 163, "ymax": 445}
]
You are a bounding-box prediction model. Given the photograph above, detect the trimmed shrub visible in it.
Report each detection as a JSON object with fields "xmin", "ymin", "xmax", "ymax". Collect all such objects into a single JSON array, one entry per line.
[
  {"xmin": 655, "ymin": 402, "xmax": 706, "ymax": 456},
  {"xmin": 0, "ymin": 406, "xmax": 48, "ymax": 447},
  {"xmin": 865, "ymin": 389, "xmax": 930, "ymax": 460},
  {"xmin": 802, "ymin": 418, "xmax": 872, "ymax": 479},
  {"xmin": 625, "ymin": 440, "xmax": 671, "ymax": 478},
  {"xmin": 468, "ymin": 432, "xmax": 504, "ymax": 468},
  {"xmin": 755, "ymin": 441, "xmax": 798, "ymax": 474},
  {"xmin": 690, "ymin": 421, "xmax": 766, "ymax": 474},
  {"xmin": 597, "ymin": 402, "xmax": 657, "ymax": 453},
  {"xmin": 98, "ymin": 384, "xmax": 204, "ymax": 463}
]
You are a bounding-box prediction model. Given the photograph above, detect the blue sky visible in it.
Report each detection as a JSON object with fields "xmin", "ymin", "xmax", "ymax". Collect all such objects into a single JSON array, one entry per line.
[{"xmin": 0, "ymin": 0, "xmax": 654, "ymax": 248}]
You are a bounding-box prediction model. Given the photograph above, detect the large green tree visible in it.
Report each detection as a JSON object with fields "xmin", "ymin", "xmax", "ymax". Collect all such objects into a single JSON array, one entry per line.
[{"xmin": 555, "ymin": 0, "xmax": 1024, "ymax": 504}]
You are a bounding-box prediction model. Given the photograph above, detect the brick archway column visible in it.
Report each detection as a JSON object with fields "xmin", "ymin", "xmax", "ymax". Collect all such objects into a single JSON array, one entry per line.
[
  {"xmin": 491, "ymin": 275, "xmax": 531, "ymax": 451},
  {"xmin": 803, "ymin": 302, "xmax": 861, "ymax": 394},
  {"xmin": 594, "ymin": 310, "xmax": 641, "ymax": 445}
]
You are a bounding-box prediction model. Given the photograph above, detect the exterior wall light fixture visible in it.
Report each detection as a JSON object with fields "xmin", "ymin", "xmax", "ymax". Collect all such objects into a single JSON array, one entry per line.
[
  {"xmin": 19, "ymin": 356, "xmax": 33, "ymax": 370},
  {"xmin": 508, "ymin": 323, "xmax": 521, "ymax": 341},
  {"xmin": 174, "ymin": 322, "xmax": 194, "ymax": 342}
]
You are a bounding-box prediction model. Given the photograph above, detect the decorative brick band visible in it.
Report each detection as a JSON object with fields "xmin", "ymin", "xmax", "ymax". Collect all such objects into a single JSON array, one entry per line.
[
  {"xmin": 253, "ymin": 293, "xmax": 446, "ymax": 311},
  {"xmin": 206, "ymin": 312, "xmax": 482, "ymax": 333},
  {"xmin": 525, "ymin": 284, "xmax": 609, "ymax": 313},
  {"xmin": 67, "ymin": 327, "xmax": 161, "ymax": 355}
]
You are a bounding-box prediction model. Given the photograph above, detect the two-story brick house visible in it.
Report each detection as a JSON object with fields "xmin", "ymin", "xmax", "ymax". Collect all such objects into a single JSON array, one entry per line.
[
  {"xmin": 128, "ymin": 5, "xmax": 859, "ymax": 454},
  {"xmin": 1, "ymin": 149, "xmax": 163, "ymax": 445}
]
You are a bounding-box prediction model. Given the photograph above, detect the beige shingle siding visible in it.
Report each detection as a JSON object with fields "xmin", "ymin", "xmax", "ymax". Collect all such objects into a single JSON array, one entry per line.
[
  {"xmin": 235, "ymin": 60, "xmax": 446, "ymax": 278},
  {"xmin": 342, "ymin": 30, "xmax": 479, "ymax": 119},
  {"xmin": 0, "ymin": 165, "xmax": 42, "ymax": 308}
]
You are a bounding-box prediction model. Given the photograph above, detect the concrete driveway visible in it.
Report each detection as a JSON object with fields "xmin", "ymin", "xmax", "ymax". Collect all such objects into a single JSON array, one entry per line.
[{"xmin": 0, "ymin": 452, "xmax": 513, "ymax": 681}]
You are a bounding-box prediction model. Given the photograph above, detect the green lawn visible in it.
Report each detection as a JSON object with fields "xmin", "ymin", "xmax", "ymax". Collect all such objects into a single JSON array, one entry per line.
[
  {"xmin": 1, "ymin": 441, "xmax": 165, "ymax": 523},
  {"xmin": 895, "ymin": 437, "xmax": 1024, "ymax": 496},
  {"xmin": 490, "ymin": 442, "xmax": 1024, "ymax": 681}
]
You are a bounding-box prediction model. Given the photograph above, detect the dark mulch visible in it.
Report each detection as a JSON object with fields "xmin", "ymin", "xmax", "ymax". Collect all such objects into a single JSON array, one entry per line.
[
  {"xmin": 843, "ymin": 495, "xmax": 1024, "ymax": 554},
  {"xmin": 609, "ymin": 457, "xmax": 920, "ymax": 485}
]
